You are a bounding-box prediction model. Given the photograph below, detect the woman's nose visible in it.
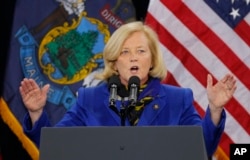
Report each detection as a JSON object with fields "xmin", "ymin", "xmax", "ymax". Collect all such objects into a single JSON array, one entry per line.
[{"xmin": 129, "ymin": 52, "xmax": 138, "ymax": 62}]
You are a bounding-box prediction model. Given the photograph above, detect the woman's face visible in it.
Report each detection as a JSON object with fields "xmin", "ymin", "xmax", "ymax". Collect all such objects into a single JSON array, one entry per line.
[{"xmin": 114, "ymin": 31, "xmax": 152, "ymax": 86}]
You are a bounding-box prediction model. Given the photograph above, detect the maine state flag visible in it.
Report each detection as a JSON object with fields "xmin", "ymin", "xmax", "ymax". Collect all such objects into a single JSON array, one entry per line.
[{"xmin": 0, "ymin": 0, "xmax": 136, "ymax": 159}]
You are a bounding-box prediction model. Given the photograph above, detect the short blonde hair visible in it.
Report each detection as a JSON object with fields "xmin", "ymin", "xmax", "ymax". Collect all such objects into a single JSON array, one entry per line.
[{"xmin": 95, "ymin": 21, "xmax": 167, "ymax": 81}]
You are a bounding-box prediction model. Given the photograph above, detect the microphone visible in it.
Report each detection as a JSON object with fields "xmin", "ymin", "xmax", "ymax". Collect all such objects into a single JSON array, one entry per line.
[
  {"xmin": 108, "ymin": 75, "xmax": 121, "ymax": 108},
  {"xmin": 128, "ymin": 76, "xmax": 140, "ymax": 106}
]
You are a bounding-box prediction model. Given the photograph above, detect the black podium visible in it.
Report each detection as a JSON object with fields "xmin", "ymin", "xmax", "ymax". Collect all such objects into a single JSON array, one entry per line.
[{"xmin": 39, "ymin": 126, "xmax": 208, "ymax": 160}]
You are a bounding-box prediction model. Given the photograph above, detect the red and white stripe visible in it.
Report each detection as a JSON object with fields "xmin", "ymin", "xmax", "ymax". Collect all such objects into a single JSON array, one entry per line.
[{"xmin": 146, "ymin": 0, "xmax": 250, "ymax": 159}]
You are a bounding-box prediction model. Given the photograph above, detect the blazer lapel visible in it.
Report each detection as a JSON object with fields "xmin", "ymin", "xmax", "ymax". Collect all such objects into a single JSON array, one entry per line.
[
  {"xmin": 136, "ymin": 78, "xmax": 168, "ymax": 125},
  {"xmin": 137, "ymin": 92, "xmax": 168, "ymax": 125},
  {"xmin": 100, "ymin": 83, "xmax": 121, "ymax": 125}
]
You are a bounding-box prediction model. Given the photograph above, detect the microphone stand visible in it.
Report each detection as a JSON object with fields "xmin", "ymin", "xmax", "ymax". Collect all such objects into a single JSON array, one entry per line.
[
  {"xmin": 109, "ymin": 103, "xmax": 120, "ymax": 117},
  {"xmin": 120, "ymin": 99, "xmax": 127, "ymax": 126},
  {"xmin": 109, "ymin": 98, "xmax": 127, "ymax": 126}
]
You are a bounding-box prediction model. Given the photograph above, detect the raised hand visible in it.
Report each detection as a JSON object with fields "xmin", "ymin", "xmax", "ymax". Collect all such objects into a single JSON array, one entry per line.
[
  {"xmin": 206, "ymin": 74, "xmax": 237, "ymax": 125},
  {"xmin": 19, "ymin": 78, "xmax": 50, "ymax": 125}
]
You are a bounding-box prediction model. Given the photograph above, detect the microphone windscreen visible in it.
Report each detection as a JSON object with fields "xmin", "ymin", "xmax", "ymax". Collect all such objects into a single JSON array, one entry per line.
[
  {"xmin": 108, "ymin": 75, "xmax": 121, "ymax": 89},
  {"xmin": 128, "ymin": 76, "xmax": 140, "ymax": 90}
]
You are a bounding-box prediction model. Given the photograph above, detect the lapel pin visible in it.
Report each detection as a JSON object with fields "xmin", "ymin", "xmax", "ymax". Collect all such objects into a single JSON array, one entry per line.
[{"xmin": 153, "ymin": 104, "xmax": 159, "ymax": 110}]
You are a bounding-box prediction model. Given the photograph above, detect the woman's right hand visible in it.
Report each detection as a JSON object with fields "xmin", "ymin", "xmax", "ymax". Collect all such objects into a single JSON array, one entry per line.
[{"xmin": 19, "ymin": 78, "xmax": 50, "ymax": 126}]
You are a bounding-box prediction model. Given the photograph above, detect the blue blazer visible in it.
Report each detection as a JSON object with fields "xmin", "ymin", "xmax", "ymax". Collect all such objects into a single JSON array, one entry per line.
[{"xmin": 24, "ymin": 80, "xmax": 225, "ymax": 156}]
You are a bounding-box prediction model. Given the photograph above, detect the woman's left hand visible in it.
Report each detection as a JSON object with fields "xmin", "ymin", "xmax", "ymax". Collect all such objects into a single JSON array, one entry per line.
[{"xmin": 206, "ymin": 73, "xmax": 237, "ymax": 125}]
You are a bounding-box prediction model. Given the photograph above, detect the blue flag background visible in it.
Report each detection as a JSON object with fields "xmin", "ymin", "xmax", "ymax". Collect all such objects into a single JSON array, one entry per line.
[{"xmin": 0, "ymin": 0, "xmax": 149, "ymax": 159}]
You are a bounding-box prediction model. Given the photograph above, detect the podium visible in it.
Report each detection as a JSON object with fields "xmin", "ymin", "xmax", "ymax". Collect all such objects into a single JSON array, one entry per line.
[{"xmin": 40, "ymin": 126, "xmax": 208, "ymax": 160}]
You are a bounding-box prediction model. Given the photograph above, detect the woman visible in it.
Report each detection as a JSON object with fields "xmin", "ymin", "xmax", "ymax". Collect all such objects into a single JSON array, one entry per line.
[{"xmin": 20, "ymin": 21, "xmax": 236, "ymax": 156}]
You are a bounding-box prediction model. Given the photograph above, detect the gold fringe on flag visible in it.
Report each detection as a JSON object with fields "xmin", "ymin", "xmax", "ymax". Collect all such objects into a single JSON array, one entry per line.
[
  {"xmin": 214, "ymin": 146, "xmax": 229, "ymax": 160},
  {"xmin": 0, "ymin": 97, "xmax": 39, "ymax": 160}
]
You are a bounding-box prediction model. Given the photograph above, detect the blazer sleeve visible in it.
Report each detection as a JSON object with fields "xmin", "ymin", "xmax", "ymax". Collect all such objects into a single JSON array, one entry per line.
[
  {"xmin": 175, "ymin": 87, "xmax": 226, "ymax": 156},
  {"xmin": 23, "ymin": 111, "xmax": 51, "ymax": 147},
  {"xmin": 23, "ymin": 86, "xmax": 89, "ymax": 147},
  {"xmin": 202, "ymin": 107, "xmax": 226, "ymax": 156}
]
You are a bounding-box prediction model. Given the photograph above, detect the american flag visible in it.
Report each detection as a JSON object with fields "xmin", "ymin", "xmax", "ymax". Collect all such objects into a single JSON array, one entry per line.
[{"xmin": 145, "ymin": 0, "xmax": 250, "ymax": 159}]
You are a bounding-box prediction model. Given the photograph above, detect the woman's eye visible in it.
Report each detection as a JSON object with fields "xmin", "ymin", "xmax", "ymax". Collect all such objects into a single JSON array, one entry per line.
[
  {"xmin": 138, "ymin": 49, "xmax": 145, "ymax": 54},
  {"xmin": 121, "ymin": 50, "xmax": 129, "ymax": 55}
]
